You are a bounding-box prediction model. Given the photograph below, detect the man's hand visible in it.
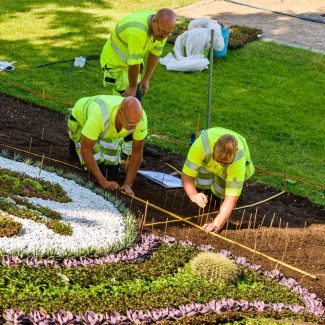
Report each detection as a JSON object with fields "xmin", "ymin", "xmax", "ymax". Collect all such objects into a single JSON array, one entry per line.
[
  {"xmin": 101, "ymin": 180, "xmax": 120, "ymax": 191},
  {"xmin": 190, "ymin": 192, "xmax": 208, "ymax": 208},
  {"xmin": 121, "ymin": 184, "xmax": 134, "ymax": 196},
  {"xmin": 203, "ymin": 222, "xmax": 222, "ymax": 233},
  {"xmin": 139, "ymin": 79, "xmax": 149, "ymax": 96},
  {"xmin": 122, "ymin": 86, "xmax": 137, "ymax": 97}
]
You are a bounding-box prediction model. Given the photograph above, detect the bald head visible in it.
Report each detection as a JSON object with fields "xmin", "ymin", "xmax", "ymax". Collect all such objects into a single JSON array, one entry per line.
[
  {"xmin": 156, "ymin": 8, "xmax": 177, "ymax": 24},
  {"xmin": 152, "ymin": 8, "xmax": 176, "ymax": 41},
  {"xmin": 118, "ymin": 97, "xmax": 143, "ymax": 130}
]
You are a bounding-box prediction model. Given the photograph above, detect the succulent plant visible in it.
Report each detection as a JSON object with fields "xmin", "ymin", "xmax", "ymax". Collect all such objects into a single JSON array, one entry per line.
[{"xmin": 190, "ymin": 251, "xmax": 239, "ymax": 285}]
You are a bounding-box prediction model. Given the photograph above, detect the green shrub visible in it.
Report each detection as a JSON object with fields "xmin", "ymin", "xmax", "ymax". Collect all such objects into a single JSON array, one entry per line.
[{"xmin": 190, "ymin": 252, "xmax": 239, "ymax": 285}]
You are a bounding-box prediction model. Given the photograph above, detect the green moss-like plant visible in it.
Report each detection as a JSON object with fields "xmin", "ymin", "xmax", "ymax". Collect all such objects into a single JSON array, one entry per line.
[
  {"xmin": 0, "ymin": 213, "xmax": 22, "ymax": 237},
  {"xmin": 190, "ymin": 251, "xmax": 239, "ymax": 285}
]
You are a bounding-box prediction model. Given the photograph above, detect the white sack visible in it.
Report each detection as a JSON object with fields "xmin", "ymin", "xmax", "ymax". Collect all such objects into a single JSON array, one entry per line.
[
  {"xmin": 188, "ymin": 17, "xmax": 224, "ymax": 51},
  {"xmin": 159, "ymin": 17, "xmax": 224, "ymax": 72}
]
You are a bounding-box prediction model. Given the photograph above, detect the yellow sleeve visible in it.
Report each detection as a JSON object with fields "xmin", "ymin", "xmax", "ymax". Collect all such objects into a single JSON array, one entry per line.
[
  {"xmin": 133, "ymin": 110, "xmax": 148, "ymax": 141},
  {"xmin": 182, "ymin": 138, "xmax": 205, "ymax": 177},
  {"xmin": 149, "ymin": 39, "xmax": 167, "ymax": 57}
]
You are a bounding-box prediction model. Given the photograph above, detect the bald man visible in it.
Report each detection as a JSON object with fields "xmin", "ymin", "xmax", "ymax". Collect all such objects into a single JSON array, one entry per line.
[
  {"xmin": 67, "ymin": 95, "xmax": 147, "ymax": 195},
  {"xmin": 101, "ymin": 8, "xmax": 176, "ymax": 100}
]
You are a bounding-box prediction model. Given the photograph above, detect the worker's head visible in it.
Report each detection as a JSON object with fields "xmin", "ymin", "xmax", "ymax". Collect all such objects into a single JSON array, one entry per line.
[
  {"xmin": 213, "ymin": 135, "xmax": 238, "ymax": 166},
  {"xmin": 151, "ymin": 8, "xmax": 176, "ymax": 41},
  {"xmin": 117, "ymin": 97, "xmax": 143, "ymax": 131}
]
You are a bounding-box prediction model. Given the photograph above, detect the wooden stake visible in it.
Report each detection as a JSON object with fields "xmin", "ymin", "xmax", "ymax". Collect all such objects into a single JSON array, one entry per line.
[
  {"xmin": 41, "ymin": 126, "xmax": 45, "ymax": 140},
  {"xmin": 139, "ymin": 213, "xmax": 144, "ymax": 234},
  {"xmin": 172, "ymin": 189, "xmax": 178, "ymax": 208},
  {"xmin": 49, "ymin": 143, "xmax": 52, "ymax": 158},
  {"xmin": 272, "ymin": 217, "xmax": 282, "ymax": 252},
  {"xmin": 238, "ymin": 210, "xmax": 245, "ymax": 230},
  {"xmin": 163, "ymin": 190, "xmax": 169, "ymax": 208},
  {"xmin": 180, "ymin": 191, "xmax": 186, "ymax": 209},
  {"xmin": 143, "ymin": 200, "xmax": 149, "ymax": 228},
  {"xmin": 164, "ymin": 217, "xmax": 169, "ymax": 235},
  {"xmin": 151, "ymin": 217, "xmax": 154, "ymax": 233},
  {"xmin": 224, "ymin": 219, "xmax": 229, "ymax": 238},
  {"xmin": 38, "ymin": 154, "xmax": 45, "ymax": 176},
  {"xmin": 307, "ymin": 238, "xmax": 318, "ymax": 267},
  {"xmin": 28, "ymin": 137, "xmax": 33, "ymax": 152},
  {"xmin": 244, "ymin": 213, "xmax": 252, "ymax": 246},
  {"xmin": 293, "ymin": 222, "xmax": 307, "ymax": 265},
  {"xmin": 252, "ymin": 208, "xmax": 258, "ymax": 229},
  {"xmin": 129, "ymin": 196, "xmax": 134, "ymax": 209},
  {"xmin": 8, "ymin": 130, "xmax": 12, "ymax": 142},
  {"xmin": 264, "ymin": 213, "xmax": 276, "ymax": 250}
]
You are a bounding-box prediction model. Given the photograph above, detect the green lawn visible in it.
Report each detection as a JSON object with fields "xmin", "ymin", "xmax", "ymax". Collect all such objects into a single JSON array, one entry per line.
[{"xmin": 0, "ymin": 1, "xmax": 324, "ymax": 205}]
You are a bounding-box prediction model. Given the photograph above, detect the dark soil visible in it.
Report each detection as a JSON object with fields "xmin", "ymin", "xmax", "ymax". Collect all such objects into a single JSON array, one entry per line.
[{"xmin": 0, "ymin": 93, "xmax": 324, "ymax": 301}]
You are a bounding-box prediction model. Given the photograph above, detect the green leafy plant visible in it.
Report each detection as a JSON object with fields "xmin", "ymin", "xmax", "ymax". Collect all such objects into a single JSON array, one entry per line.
[{"xmin": 190, "ymin": 251, "xmax": 239, "ymax": 285}]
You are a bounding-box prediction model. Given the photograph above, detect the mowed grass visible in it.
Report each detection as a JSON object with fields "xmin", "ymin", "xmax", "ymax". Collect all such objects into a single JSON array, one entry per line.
[{"xmin": 0, "ymin": 1, "xmax": 324, "ymax": 205}]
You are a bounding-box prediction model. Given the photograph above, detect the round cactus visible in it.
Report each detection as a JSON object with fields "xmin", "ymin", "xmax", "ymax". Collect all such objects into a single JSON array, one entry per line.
[{"xmin": 190, "ymin": 251, "xmax": 239, "ymax": 285}]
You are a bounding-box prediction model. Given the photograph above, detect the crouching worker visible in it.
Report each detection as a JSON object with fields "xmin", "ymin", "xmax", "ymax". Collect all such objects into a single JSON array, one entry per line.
[
  {"xmin": 181, "ymin": 127, "xmax": 255, "ymax": 233},
  {"xmin": 68, "ymin": 95, "xmax": 147, "ymax": 195}
]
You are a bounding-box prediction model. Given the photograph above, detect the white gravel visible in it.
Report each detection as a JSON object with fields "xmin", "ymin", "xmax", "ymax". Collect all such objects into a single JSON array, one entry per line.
[{"xmin": 0, "ymin": 156, "xmax": 126, "ymax": 256}]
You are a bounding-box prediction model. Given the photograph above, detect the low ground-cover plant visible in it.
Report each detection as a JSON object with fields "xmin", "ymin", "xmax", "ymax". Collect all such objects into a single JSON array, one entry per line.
[
  {"xmin": 0, "ymin": 168, "xmax": 71, "ymax": 202},
  {"xmin": 0, "ymin": 212, "xmax": 22, "ymax": 237},
  {"xmin": 0, "ymin": 243, "xmax": 309, "ymax": 316}
]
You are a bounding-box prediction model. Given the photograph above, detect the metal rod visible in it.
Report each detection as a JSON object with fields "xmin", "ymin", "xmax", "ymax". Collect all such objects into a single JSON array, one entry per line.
[{"xmin": 206, "ymin": 29, "xmax": 214, "ymax": 129}]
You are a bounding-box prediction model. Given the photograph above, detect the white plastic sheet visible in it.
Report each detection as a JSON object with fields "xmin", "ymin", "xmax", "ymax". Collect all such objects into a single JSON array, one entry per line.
[
  {"xmin": 159, "ymin": 18, "xmax": 224, "ymax": 72},
  {"xmin": 138, "ymin": 170, "xmax": 183, "ymax": 188}
]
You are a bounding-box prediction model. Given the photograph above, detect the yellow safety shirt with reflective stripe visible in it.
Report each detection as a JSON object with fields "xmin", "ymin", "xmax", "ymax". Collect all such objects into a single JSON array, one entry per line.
[
  {"xmin": 71, "ymin": 95, "xmax": 148, "ymax": 142},
  {"xmin": 182, "ymin": 127, "xmax": 254, "ymax": 197},
  {"xmin": 100, "ymin": 10, "xmax": 166, "ymax": 68}
]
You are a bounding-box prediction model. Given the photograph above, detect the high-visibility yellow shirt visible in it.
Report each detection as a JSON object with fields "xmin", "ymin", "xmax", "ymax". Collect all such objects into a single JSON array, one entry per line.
[
  {"xmin": 100, "ymin": 10, "xmax": 167, "ymax": 68},
  {"xmin": 182, "ymin": 127, "xmax": 254, "ymax": 197},
  {"xmin": 72, "ymin": 95, "xmax": 147, "ymax": 141}
]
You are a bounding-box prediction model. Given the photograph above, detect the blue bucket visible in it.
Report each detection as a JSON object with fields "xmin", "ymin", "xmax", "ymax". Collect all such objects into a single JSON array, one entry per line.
[{"xmin": 214, "ymin": 27, "xmax": 230, "ymax": 58}]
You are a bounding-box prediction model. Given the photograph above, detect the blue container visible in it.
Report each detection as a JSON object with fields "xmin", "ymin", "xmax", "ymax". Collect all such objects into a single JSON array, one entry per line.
[{"xmin": 214, "ymin": 27, "xmax": 230, "ymax": 58}]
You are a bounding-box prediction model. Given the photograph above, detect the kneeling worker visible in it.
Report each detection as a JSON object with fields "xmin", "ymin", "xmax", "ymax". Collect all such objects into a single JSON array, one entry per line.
[
  {"xmin": 68, "ymin": 95, "xmax": 147, "ymax": 195},
  {"xmin": 181, "ymin": 127, "xmax": 255, "ymax": 233}
]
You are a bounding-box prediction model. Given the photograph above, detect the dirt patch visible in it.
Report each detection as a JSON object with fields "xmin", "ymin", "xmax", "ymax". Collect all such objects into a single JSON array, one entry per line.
[{"xmin": 0, "ymin": 93, "xmax": 324, "ymax": 301}]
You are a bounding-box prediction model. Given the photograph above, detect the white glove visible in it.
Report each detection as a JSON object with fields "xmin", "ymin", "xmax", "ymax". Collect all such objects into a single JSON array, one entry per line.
[{"xmin": 0, "ymin": 61, "xmax": 17, "ymax": 71}]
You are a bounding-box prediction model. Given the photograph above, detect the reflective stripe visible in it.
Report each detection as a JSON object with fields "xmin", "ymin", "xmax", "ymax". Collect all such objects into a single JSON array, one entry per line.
[
  {"xmin": 233, "ymin": 147, "xmax": 246, "ymax": 163},
  {"xmin": 110, "ymin": 37, "xmax": 127, "ymax": 63},
  {"xmin": 197, "ymin": 178, "xmax": 213, "ymax": 186},
  {"xmin": 93, "ymin": 98, "xmax": 110, "ymax": 138},
  {"xmin": 213, "ymin": 182, "xmax": 225, "ymax": 195},
  {"xmin": 128, "ymin": 53, "xmax": 143, "ymax": 60},
  {"xmin": 198, "ymin": 167, "xmax": 212, "ymax": 174},
  {"xmin": 93, "ymin": 151, "xmax": 102, "ymax": 161},
  {"xmin": 201, "ymin": 130, "xmax": 211, "ymax": 161},
  {"xmin": 103, "ymin": 153, "xmax": 120, "ymax": 164},
  {"xmin": 226, "ymin": 181, "xmax": 244, "ymax": 189},
  {"xmin": 99, "ymin": 140, "xmax": 120, "ymax": 150},
  {"xmin": 117, "ymin": 21, "xmax": 148, "ymax": 35},
  {"xmin": 185, "ymin": 159, "xmax": 200, "ymax": 171},
  {"xmin": 114, "ymin": 22, "xmax": 148, "ymax": 50},
  {"xmin": 153, "ymin": 46, "xmax": 163, "ymax": 52}
]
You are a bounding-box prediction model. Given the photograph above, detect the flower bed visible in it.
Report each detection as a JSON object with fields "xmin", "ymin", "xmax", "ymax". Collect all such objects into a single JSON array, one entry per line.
[{"xmin": 0, "ymin": 154, "xmax": 324, "ymax": 324}]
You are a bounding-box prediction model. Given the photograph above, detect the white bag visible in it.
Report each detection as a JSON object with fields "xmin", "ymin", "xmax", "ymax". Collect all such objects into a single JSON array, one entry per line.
[{"xmin": 159, "ymin": 18, "xmax": 224, "ymax": 72}]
